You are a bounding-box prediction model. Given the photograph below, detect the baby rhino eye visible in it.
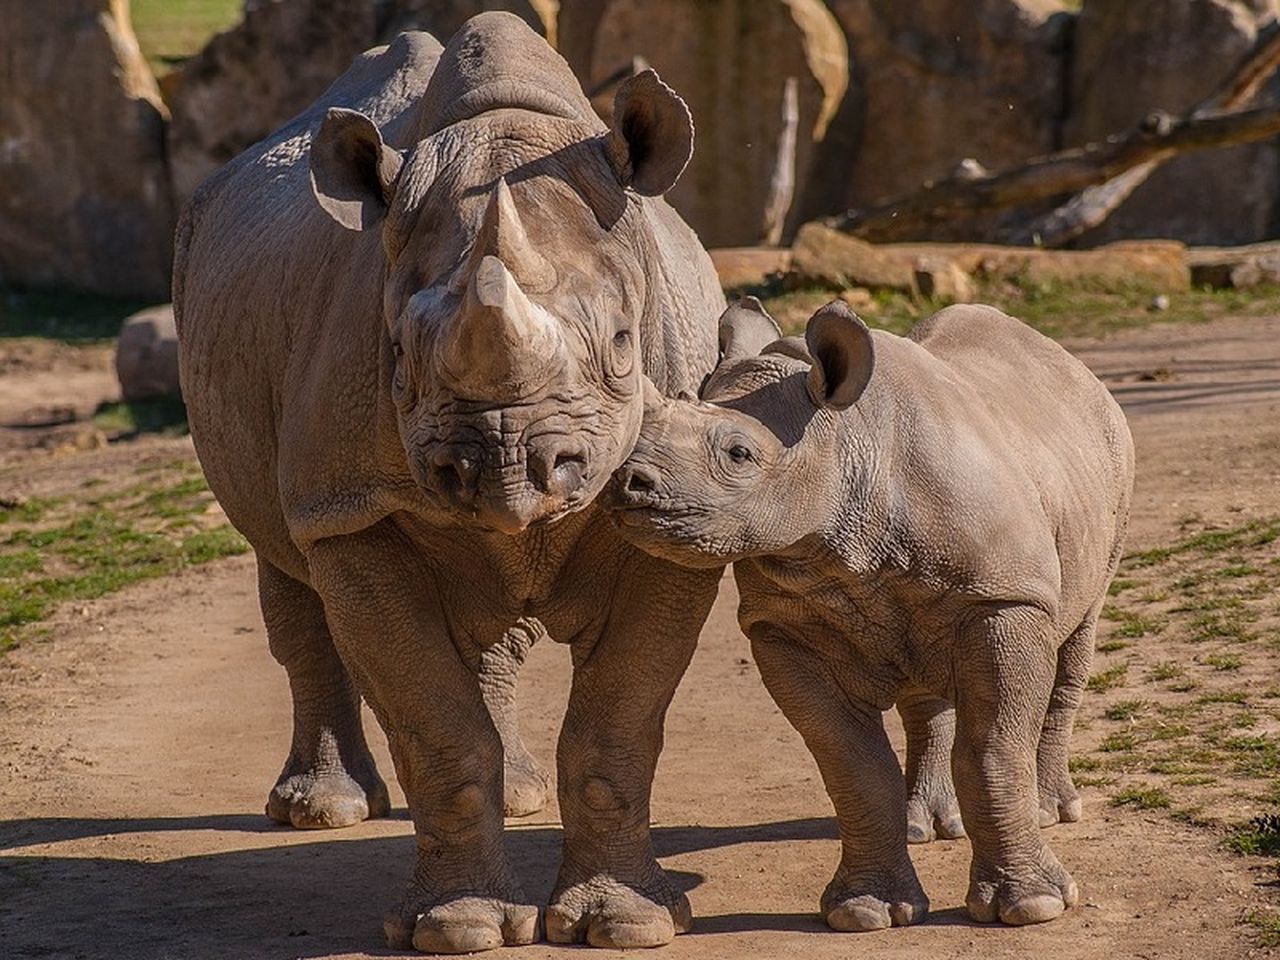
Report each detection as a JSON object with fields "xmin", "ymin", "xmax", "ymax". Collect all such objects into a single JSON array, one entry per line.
[{"xmin": 728, "ymin": 444, "xmax": 753, "ymax": 464}]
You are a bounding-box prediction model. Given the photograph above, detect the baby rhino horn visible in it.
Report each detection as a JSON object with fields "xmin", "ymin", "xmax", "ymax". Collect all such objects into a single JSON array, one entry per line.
[{"xmin": 454, "ymin": 177, "xmax": 557, "ymax": 295}]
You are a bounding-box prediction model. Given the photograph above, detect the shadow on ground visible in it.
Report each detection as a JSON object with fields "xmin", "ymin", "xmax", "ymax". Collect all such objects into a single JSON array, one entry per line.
[{"xmin": 0, "ymin": 813, "xmax": 845, "ymax": 960}]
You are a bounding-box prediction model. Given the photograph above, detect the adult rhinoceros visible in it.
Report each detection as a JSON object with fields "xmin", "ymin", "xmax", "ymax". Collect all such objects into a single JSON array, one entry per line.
[{"xmin": 175, "ymin": 13, "xmax": 725, "ymax": 954}]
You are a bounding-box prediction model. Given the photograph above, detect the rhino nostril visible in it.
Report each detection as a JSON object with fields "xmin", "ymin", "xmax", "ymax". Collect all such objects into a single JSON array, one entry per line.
[
  {"xmin": 430, "ymin": 447, "xmax": 479, "ymax": 502},
  {"xmin": 554, "ymin": 451, "xmax": 585, "ymax": 472}
]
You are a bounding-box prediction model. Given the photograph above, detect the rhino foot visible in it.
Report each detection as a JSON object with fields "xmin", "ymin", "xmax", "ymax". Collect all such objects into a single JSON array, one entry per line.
[
  {"xmin": 821, "ymin": 864, "xmax": 929, "ymax": 932},
  {"xmin": 546, "ymin": 870, "xmax": 690, "ymax": 948},
  {"xmin": 385, "ymin": 894, "xmax": 538, "ymax": 955},
  {"xmin": 503, "ymin": 754, "xmax": 551, "ymax": 818},
  {"xmin": 266, "ymin": 769, "xmax": 390, "ymax": 829},
  {"xmin": 966, "ymin": 850, "xmax": 1078, "ymax": 926},
  {"xmin": 1038, "ymin": 774, "xmax": 1083, "ymax": 828},
  {"xmin": 906, "ymin": 782, "xmax": 965, "ymax": 844}
]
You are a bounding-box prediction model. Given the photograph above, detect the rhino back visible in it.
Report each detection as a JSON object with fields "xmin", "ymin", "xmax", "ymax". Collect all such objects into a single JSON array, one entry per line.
[
  {"xmin": 175, "ymin": 32, "xmax": 444, "ymax": 577},
  {"xmin": 865, "ymin": 305, "xmax": 1133, "ymax": 621}
]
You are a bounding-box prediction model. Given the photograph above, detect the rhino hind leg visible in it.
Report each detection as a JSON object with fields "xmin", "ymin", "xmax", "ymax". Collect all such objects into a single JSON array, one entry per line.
[
  {"xmin": 897, "ymin": 688, "xmax": 965, "ymax": 844},
  {"xmin": 258, "ymin": 559, "xmax": 390, "ymax": 829},
  {"xmin": 955, "ymin": 604, "xmax": 1078, "ymax": 926},
  {"xmin": 480, "ymin": 620, "xmax": 551, "ymax": 818},
  {"xmin": 1036, "ymin": 603, "xmax": 1101, "ymax": 828}
]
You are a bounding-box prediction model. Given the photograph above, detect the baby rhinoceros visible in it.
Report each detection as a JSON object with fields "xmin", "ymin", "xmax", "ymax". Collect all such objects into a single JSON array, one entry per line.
[{"xmin": 608, "ymin": 298, "xmax": 1134, "ymax": 931}]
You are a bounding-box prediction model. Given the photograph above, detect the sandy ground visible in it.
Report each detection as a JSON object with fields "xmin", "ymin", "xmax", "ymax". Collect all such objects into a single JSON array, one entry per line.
[{"xmin": 2, "ymin": 313, "xmax": 1279, "ymax": 960}]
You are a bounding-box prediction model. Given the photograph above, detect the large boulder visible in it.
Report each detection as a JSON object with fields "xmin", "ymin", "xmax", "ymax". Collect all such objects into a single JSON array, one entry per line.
[
  {"xmin": 820, "ymin": 0, "xmax": 1072, "ymax": 212},
  {"xmin": 0, "ymin": 0, "xmax": 173, "ymax": 299},
  {"xmin": 1065, "ymin": 0, "xmax": 1280, "ymax": 246},
  {"xmin": 116, "ymin": 304, "xmax": 181, "ymax": 401},
  {"xmin": 559, "ymin": 0, "xmax": 849, "ymax": 248},
  {"xmin": 165, "ymin": 0, "xmax": 549, "ymax": 209}
]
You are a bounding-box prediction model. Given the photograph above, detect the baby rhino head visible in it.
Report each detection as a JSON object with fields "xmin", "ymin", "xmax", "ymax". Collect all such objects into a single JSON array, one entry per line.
[{"xmin": 607, "ymin": 298, "xmax": 875, "ymax": 567}]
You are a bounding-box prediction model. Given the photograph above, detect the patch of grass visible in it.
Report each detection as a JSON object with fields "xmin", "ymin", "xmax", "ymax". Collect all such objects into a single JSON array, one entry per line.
[
  {"xmin": 131, "ymin": 0, "xmax": 243, "ymax": 75},
  {"xmin": 1244, "ymin": 909, "xmax": 1280, "ymax": 948},
  {"xmin": 0, "ymin": 289, "xmax": 149, "ymax": 343},
  {"xmin": 1149, "ymin": 661, "xmax": 1184, "ymax": 681},
  {"xmin": 0, "ymin": 471, "xmax": 249, "ymax": 653},
  {"xmin": 1101, "ymin": 731, "xmax": 1137, "ymax": 752},
  {"xmin": 1105, "ymin": 700, "xmax": 1149, "ymax": 722},
  {"xmin": 1069, "ymin": 755, "xmax": 1103, "ymax": 773},
  {"xmin": 1087, "ymin": 664, "xmax": 1128, "ymax": 692},
  {"xmin": 1202, "ymin": 653, "xmax": 1244, "ymax": 671},
  {"xmin": 1111, "ymin": 784, "xmax": 1172, "ymax": 810},
  {"xmin": 1227, "ymin": 814, "xmax": 1280, "ymax": 856},
  {"xmin": 1104, "ymin": 609, "xmax": 1165, "ymax": 639},
  {"xmin": 1197, "ymin": 691, "xmax": 1248, "ymax": 705},
  {"xmin": 1108, "ymin": 578, "xmax": 1137, "ymax": 595},
  {"xmin": 1096, "ymin": 639, "xmax": 1129, "ymax": 653},
  {"xmin": 93, "ymin": 398, "xmax": 189, "ymax": 437}
]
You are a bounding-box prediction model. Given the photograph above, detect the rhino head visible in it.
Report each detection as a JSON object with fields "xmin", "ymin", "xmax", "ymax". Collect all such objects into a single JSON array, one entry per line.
[
  {"xmin": 608, "ymin": 299, "xmax": 875, "ymax": 566},
  {"xmin": 307, "ymin": 19, "xmax": 698, "ymax": 534}
]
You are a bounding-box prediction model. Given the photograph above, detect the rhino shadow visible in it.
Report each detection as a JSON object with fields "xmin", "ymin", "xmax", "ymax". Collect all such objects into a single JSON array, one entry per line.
[{"xmin": 0, "ymin": 812, "xmax": 846, "ymax": 959}]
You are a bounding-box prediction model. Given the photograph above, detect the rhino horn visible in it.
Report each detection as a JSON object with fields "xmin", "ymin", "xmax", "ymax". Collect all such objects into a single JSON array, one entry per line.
[
  {"xmin": 438, "ymin": 254, "xmax": 565, "ymax": 392},
  {"xmin": 453, "ymin": 177, "xmax": 557, "ymax": 295}
]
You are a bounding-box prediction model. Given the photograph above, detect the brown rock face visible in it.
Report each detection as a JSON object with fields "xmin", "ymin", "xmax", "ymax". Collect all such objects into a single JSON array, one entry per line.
[
  {"xmin": 165, "ymin": 0, "xmax": 548, "ymax": 209},
  {"xmin": 0, "ymin": 0, "xmax": 173, "ymax": 299},
  {"xmin": 560, "ymin": 0, "xmax": 848, "ymax": 248},
  {"xmin": 822, "ymin": 0, "xmax": 1072, "ymax": 211},
  {"xmin": 1066, "ymin": 0, "xmax": 1280, "ymax": 246}
]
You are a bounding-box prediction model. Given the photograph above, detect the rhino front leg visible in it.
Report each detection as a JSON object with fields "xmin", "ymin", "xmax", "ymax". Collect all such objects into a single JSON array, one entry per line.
[
  {"xmin": 1037, "ymin": 603, "xmax": 1099, "ymax": 827},
  {"xmin": 954, "ymin": 603, "xmax": 1079, "ymax": 926},
  {"xmin": 258, "ymin": 558, "xmax": 389, "ymax": 829},
  {"xmin": 480, "ymin": 619, "xmax": 551, "ymax": 818},
  {"xmin": 546, "ymin": 555, "xmax": 721, "ymax": 949},
  {"xmin": 309, "ymin": 524, "xmax": 537, "ymax": 955},
  {"xmin": 753, "ymin": 630, "xmax": 928, "ymax": 932},
  {"xmin": 897, "ymin": 687, "xmax": 965, "ymax": 844}
]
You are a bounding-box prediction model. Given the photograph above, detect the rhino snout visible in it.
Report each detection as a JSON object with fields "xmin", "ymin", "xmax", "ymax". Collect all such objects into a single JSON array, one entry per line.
[{"xmin": 610, "ymin": 461, "xmax": 665, "ymax": 508}]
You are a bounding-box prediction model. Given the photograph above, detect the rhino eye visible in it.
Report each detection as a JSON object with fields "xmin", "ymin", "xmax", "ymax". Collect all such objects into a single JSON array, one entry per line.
[
  {"xmin": 728, "ymin": 444, "xmax": 754, "ymax": 464},
  {"xmin": 391, "ymin": 340, "xmax": 404, "ymax": 359},
  {"xmin": 613, "ymin": 329, "xmax": 632, "ymax": 349}
]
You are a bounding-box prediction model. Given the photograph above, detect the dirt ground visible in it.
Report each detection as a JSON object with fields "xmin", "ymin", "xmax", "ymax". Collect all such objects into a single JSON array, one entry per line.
[{"xmin": 2, "ymin": 312, "xmax": 1280, "ymax": 960}]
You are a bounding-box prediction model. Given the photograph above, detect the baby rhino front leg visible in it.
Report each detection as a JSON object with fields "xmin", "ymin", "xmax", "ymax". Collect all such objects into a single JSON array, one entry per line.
[{"xmin": 752, "ymin": 630, "xmax": 927, "ymax": 932}]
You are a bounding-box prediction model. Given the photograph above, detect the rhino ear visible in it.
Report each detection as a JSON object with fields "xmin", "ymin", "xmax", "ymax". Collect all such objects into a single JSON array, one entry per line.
[
  {"xmin": 310, "ymin": 108, "xmax": 405, "ymax": 231},
  {"xmin": 607, "ymin": 69, "xmax": 694, "ymax": 197},
  {"xmin": 804, "ymin": 301, "xmax": 875, "ymax": 411},
  {"xmin": 718, "ymin": 296, "xmax": 781, "ymax": 361}
]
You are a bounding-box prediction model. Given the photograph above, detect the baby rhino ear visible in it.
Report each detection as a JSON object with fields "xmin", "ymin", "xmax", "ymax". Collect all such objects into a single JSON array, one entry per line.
[
  {"xmin": 804, "ymin": 301, "xmax": 875, "ymax": 410},
  {"xmin": 718, "ymin": 296, "xmax": 781, "ymax": 361}
]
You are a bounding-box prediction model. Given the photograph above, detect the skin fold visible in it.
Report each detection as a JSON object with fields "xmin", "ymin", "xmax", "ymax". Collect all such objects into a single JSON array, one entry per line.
[
  {"xmin": 175, "ymin": 14, "xmax": 726, "ymax": 954},
  {"xmin": 607, "ymin": 297, "xmax": 1135, "ymax": 931}
]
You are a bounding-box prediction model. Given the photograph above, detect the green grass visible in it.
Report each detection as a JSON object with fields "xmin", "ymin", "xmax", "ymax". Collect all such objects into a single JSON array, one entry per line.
[
  {"xmin": 1227, "ymin": 814, "xmax": 1280, "ymax": 856},
  {"xmin": 93, "ymin": 398, "xmax": 189, "ymax": 437},
  {"xmin": 1111, "ymin": 785, "xmax": 1172, "ymax": 810},
  {"xmin": 131, "ymin": 0, "xmax": 243, "ymax": 75},
  {"xmin": 1244, "ymin": 909, "xmax": 1280, "ymax": 948},
  {"xmin": 1087, "ymin": 664, "xmax": 1128, "ymax": 693},
  {"xmin": 0, "ymin": 470, "xmax": 248, "ymax": 653},
  {"xmin": 0, "ymin": 289, "xmax": 150, "ymax": 343},
  {"xmin": 1105, "ymin": 700, "xmax": 1149, "ymax": 722},
  {"xmin": 1148, "ymin": 661, "xmax": 1185, "ymax": 681}
]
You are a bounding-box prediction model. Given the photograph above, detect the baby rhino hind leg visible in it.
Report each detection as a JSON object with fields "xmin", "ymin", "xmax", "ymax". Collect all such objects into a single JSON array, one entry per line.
[
  {"xmin": 752, "ymin": 631, "xmax": 928, "ymax": 932},
  {"xmin": 258, "ymin": 559, "xmax": 389, "ymax": 829},
  {"xmin": 897, "ymin": 688, "xmax": 965, "ymax": 844},
  {"xmin": 1037, "ymin": 605, "xmax": 1100, "ymax": 827},
  {"xmin": 954, "ymin": 604, "xmax": 1078, "ymax": 926}
]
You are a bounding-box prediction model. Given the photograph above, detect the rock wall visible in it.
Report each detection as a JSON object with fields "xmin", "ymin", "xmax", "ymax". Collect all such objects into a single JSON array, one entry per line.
[
  {"xmin": 561, "ymin": 0, "xmax": 849, "ymax": 248},
  {"xmin": 0, "ymin": 0, "xmax": 173, "ymax": 299},
  {"xmin": 1065, "ymin": 0, "xmax": 1280, "ymax": 246}
]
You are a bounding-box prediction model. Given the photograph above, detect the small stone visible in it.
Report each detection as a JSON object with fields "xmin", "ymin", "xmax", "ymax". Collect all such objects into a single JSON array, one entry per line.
[{"xmin": 1150, "ymin": 294, "xmax": 1171, "ymax": 312}]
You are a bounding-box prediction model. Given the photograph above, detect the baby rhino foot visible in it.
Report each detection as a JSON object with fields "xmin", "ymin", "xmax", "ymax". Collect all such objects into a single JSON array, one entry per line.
[
  {"xmin": 547, "ymin": 871, "xmax": 691, "ymax": 948},
  {"xmin": 821, "ymin": 864, "xmax": 929, "ymax": 932},
  {"xmin": 267, "ymin": 770, "xmax": 390, "ymax": 829},
  {"xmin": 1038, "ymin": 773, "xmax": 1083, "ymax": 827},
  {"xmin": 385, "ymin": 893, "xmax": 538, "ymax": 954},
  {"xmin": 906, "ymin": 784, "xmax": 966, "ymax": 844},
  {"xmin": 967, "ymin": 849, "xmax": 1079, "ymax": 926}
]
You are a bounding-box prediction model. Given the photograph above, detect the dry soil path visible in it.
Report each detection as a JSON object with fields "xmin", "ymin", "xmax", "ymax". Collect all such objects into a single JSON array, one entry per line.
[{"xmin": 2, "ymin": 313, "xmax": 1279, "ymax": 960}]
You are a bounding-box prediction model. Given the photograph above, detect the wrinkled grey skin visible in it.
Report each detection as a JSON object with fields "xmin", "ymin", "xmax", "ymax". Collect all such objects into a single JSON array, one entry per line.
[
  {"xmin": 609, "ymin": 299, "xmax": 1134, "ymax": 931},
  {"xmin": 175, "ymin": 14, "xmax": 726, "ymax": 954}
]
